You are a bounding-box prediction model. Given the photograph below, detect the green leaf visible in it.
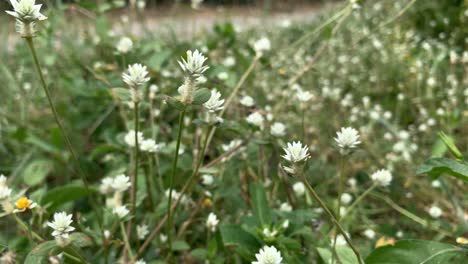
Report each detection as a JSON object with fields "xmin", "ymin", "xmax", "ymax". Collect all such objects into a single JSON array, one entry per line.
[
  {"xmin": 417, "ymin": 157, "xmax": 468, "ymax": 182},
  {"xmin": 22, "ymin": 159, "xmax": 53, "ymax": 186},
  {"xmin": 438, "ymin": 132, "xmax": 463, "ymax": 159},
  {"xmin": 192, "ymin": 88, "xmax": 211, "ymax": 105},
  {"xmin": 317, "ymin": 246, "xmax": 359, "ymax": 264},
  {"xmin": 165, "ymin": 96, "xmax": 186, "ymax": 110},
  {"xmin": 70, "ymin": 232, "xmax": 93, "ymax": 248},
  {"xmin": 148, "ymin": 50, "xmax": 172, "ymax": 70},
  {"xmin": 41, "ymin": 185, "xmax": 93, "ymax": 211},
  {"xmin": 190, "ymin": 248, "xmax": 208, "ymax": 260},
  {"xmin": 25, "ymin": 241, "xmax": 59, "ymax": 264},
  {"xmin": 172, "ymin": 240, "xmax": 190, "ymax": 252},
  {"xmin": 249, "ymin": 182, "xmax": 272, "ymax": 227},
  {"xmin": 366, "ymin": 240, "xmax": 466, "ymax": 264},
  {"xmin": 220, "ymin": 225, "xmax": 261, "ymax": 250},
  {"xmin": 110, "ymin": 88, "xmax": 131, "ymax": 102}
]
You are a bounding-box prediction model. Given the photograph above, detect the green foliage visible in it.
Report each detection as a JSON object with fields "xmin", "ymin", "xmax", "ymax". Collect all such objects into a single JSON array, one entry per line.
[
  {"xmin": 24, "ymin": 241, "xmax": 59, "ymax": 264},
  {"xmin": 417, "ymin": 158, "xmax": 468, "ymax": 183},
  {"xmin": 249, "ymin": 182, "xmax": 272, "ymax": 227}
]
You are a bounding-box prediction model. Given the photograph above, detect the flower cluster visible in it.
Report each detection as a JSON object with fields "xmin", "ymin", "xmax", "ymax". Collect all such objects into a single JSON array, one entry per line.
[
  {"xmin": 178, "ymin": 49, "xmax": 209, "ymax": 104},
  {"xmin": 47, "ymin": 212, "xmax": 75, "ymax": 246},
  {"xmin": 5, "ymin": 0, "xmax": 47, "ymax": 37}
]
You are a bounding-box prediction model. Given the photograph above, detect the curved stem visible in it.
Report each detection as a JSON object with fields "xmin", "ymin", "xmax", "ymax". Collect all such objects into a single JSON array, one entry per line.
[{"xmin": 342, "ymin": 184, "xmax": 377, "ymax": 221}]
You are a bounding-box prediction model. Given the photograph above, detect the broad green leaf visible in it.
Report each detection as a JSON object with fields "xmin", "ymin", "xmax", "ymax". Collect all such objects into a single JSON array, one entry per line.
[
  {"xmin": 192, "ymin": 88, "xmax": 211, "ymax": 105},
  {"xmin": 22, "ymin": 159, "xmax": 53, "ymax": 186},
  {"xmin": 24, "ymin": 241, "xmax": 59, "ymax": 264},
  {"xmin": 438, "ymin": 132, "xmax": 463, "ymax": 159},
  {"xmin": 249, "ymin": 182, "xmax": 272, "ymax": 227},
  {"xmin": 172, "ymin": 240, "xmax": 190, "ymax": 252},
  {"xmin": 41, "ymin": 185, "xmax": 94, "ymax": 211},
  {"xmin": 317, "ymin": 246, "xmax": 359, "ymax": 264},
  {"xmin": 190, "ymin": 248, "xmax": 208, "ymax": 260},
  {"xmin": 417, "ymin": 158, "xmax": 468, "ymax": 182},
  {"xmin": 366, "ymin": 240, "xmax": 466, "ymax": 264},
  {"xmin": 148, "ymin": 50, "xmax": 172, "ymax": 70},
  {"xmin": 220, "ymin": 225, "xmax": 260, "ymax": 260}
]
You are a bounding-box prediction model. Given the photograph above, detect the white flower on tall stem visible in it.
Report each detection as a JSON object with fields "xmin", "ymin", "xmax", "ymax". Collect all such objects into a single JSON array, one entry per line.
[
  {"xmin": 270, "ymin": 122, "xmax": 286, "ymax": 137},
  {"xmin": 340, "ymin": 193, "xmax": 353, "ymax": 205},
  {"xmin": 116, "ymin": 37, "xmax": 133, "ymax": 54},
  {"xmin": 334, "ymin": 127, "xmax": 361, "ymax": 154},
  {"xmin": 204, "ymin": 89, "xmax": 225, "ymax": 112},
  {"xmin": 292, "ymin": 182, "xmax": 305, "ymax": 196},
  {"xmin": 370, "ymin": 169, "xmax": 392, "ymax": 187},
  {"xmin": 296, "ymin": 89, "xmax": 315, "ymax": 102},
  {"xmin": 253, "ymin": 37, "xmax": 271, "ymax": 55},
  {"xmin": 99, "ymin": 177, "xmax": 114, "ymax": 194},
  {"xmin": 122, "ymin": 63, "xmax": 150, "ymax": 88},
  {"xmin": 124, "ymin": 130, "xmax": 144, "ymax": 147},
  {"xmin": 252, "ymin": 245, "xmax": 283, "ymax": 264},
  {"xmin": 137, "ymin": 224, "xmax": 149, "ymax": 240},
  {"xmin": 111, "ymin": 175, "xmax": 131, "ymax": 193},
  {"xmin": 140, "ymin": 139, "xmax": 163, "ymax": 153},
  {"xmin": 178, "ymin": 49, "xmax": 209, "ymax": 77},
  {"xmin": 47, "ymin": 212, "xmax": 75, "ymax": 239},
  {"xmin": 6, "ymin": 0, "xmax": 47, "ymax": 37},
  {"xmin": 246, "ymin": 112, "xmax": 264, "ymax": 128},
  {"xmin": 282, "ymin": 141, "xmax": 310, "ymax": 163},
  {"xmin": 113, "ymin": 205, "xmax": 129, "ymax": 219},
  {"xmin": 206, "ymin": 212, "xmax": 219, "ymax": 232}
]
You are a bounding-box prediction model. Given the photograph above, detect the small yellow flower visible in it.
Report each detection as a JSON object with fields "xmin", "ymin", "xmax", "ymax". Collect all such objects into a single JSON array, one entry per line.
[
  {"xmin": 375, "ymin": 236, "xmax": 395, "ymax": 248},
  {"xmin": 203, "ymin": 198, "xmax": 213, "ymax": 208},
  {"xmin": 13, "ymin": 197, "xmax": 37, "ymax": 213},
  {"xmin": 456, "ymin": 237, "xmax": 468, "ymax": 245}
]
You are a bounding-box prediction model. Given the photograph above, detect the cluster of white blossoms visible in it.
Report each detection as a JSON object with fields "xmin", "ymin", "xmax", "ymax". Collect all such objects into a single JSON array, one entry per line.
[
  {"xmin": 282, "ymin": 141, "xmax": 310, "ymax": 174},
  {"xmin": 124, "ymin": 130, "xmax": 165, "ymax": 152},
  {"xmin": 47, "ymin": 212, "xmax": 75, "ymax": 247},
  {"xmin": 246, "ymin": 112, "xmax": 265, "ymax": 129},
  {"xmin": 253, "ymin": 37, "xmax": 271, "ymax": 55},
  {"xmin": 203, "ymin": 89, "xmax": 225, "ymax": 123},
  {"xmin": 206, "ymin": 212, "xmax": 219, "ymax": 232},
  {"xmin": 100, "ymin": 174, "xmax": 131, "ymax": 209},
  {"xmin": 122, "ymin": 63, "xmax": 150, "ymax": 89},
  {"xmin": 334, "ymin": 127, "xmax": 361, "ymax": 155},
  {"xmin": 178, "ymin": 50, "xmax": 209, "ymax": 104},
  {"xmin": 113, "ymin": 205, "xmax": 129, "ymax": 219},
  {"xmin": 370, "ymin": 169, "xmax": 393, "ymax": 187},
  {"xmin": 0, "ymin": 175, "xmax": 14, "ymax": 214},
  {"xmin": 116, "ymin": 36, "xmax": 133, "ymax": 54},
  {"xmin": 252, "ymin": 245, "xmax": 283, "ymax": 264},
  {"xmin": 5, "ymin": 0, "xmax": 47, "ymax": 37},
  {"xmin": 137, "ymin": 224, "xmax": 149, "ymax": 240}
]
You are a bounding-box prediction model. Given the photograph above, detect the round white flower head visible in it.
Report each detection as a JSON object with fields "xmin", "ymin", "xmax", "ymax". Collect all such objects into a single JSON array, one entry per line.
[
  {"xmin": 246, "ymin": 112, "xmax": 264, "ymax": 128},
  {"xmin": 113, "ymin": 205, "xmax": 129, "ymax": 219},
  {"xmin": 47, "ymin": 212, "xmax": 75, "ymax": 238},
  {"xmin": 340, "ymin": 193, "xmax": 353, "ymax": 205},
  {"xmin": 428, "ymin": 205, "xmax": 442, "ymax": 218},
  {"xmin": 240, "ymin": 95, "xmax": 255, "ymax": 107},
  {"xmin": 279, "ymin": 202, "xmax": 292, "ymax": 212},
  {"xmin": 135, "ymin": 260, "xmax": 146, "ymax": 264},
  {"xmin": 334, "ymin": 127, "xmax": 361, "ymax": 154},
  {"xmin": 0, "ymin": 175, "xmax": 7, "ymax": 187},
  {"xmin": 112, "ymin": 175, "xmax": 131, "ymax": 193},
  {"xmin": 206, "ymin": 212, "xmax": 219, "ymax": 232},
  {"xmin": 140, "ymin": 139, "xmax": 161, "ymax": 153},
  {"xmin": 282, "ymin": 141, "xmax": 310, "ymax": 163},
  {"xmin": 99, "ymin": 177, "xmax": 114, "ymax": 194},
  {"xmin": 6, "ymin": 0, "xmax": 47, "ymax": 23},
  {"xmin": 137, "ymin": 224, "xmax": 149, "ymax": 240},
  {"xmin": 370, "ymin": 169, "xmax": 392, "ymax": 187},
  {"xmin": 334, "ymin": 234, "xmax": 348, "ymax": 246},
  {"xmin": 124, "ymin": 130, "xmax": 144, "ymax": 147},
  {"xmin": 204, "ymin": 89, "xmax": 225, "ymax": 112},
  {"xmin": 270, "ymin": 122, "xmax": 286, "ymax": 137},
  {"xmin": 223, "ymin": 56, "xmax": 236, "ymax": 67},
  {"xmin": 253, "ymin": 37, "xmax": 271, "ymax": 55},
  {"xmin": 191, "ymin": 0, "xmax": 204, "ymax": 10},
  {"xmin": 178, "ymin": 49, "xmax": 209, "ymax": 77},
  {"xmin": 122, "ymin": 64, "xmax": 150, "ymax": 87},
  {"xmin": 292, "ymin": 182, "xmax": 305, "ymax": 196},
  {"xmin": 201, "ymin": 174, "xmax": 214, "ymax": 186},
  {"xmin": 253, "ymin": 245, "xmax": 282, "ymax": 264},
  {"xmin": 296, "ymin": 89, "xmax": 315, "ymax": 102},
  {"xmin": 116, "ymin": 37, "xmax": 133, "ymax": 54},
  {"xmin": 363, "ymin": 229, "xmax": 376, "ymax": 239},
  {"xmin": 0, "ymin": 186, "xmax": 12, "ymax": 200}
]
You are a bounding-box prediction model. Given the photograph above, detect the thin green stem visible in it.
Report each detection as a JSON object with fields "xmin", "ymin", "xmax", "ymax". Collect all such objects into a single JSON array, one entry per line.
[
  {"xmin": 131, "ymin": 101, "xmax": 140, "ymax": 214},
  {"xmin": 300, "ymin": 173, "xmax": 363, "ymax": 264},
  {"xmin": 166, "ymin": 108, "xmax": 186, "ymax": 253},
  {"xmin": 342, "ymin": 184, "xmax": 377, "ymax": 221},
  {"xmin": 332, "ymin": 157, "xmax": 346, "ymax": 264},
  {"xmin": 120, "ymin": 222, "xmax": 134, "ymax": 260},
  {"xmin": 145, "ymin": 154, "xmax": 155, "ymax": 209}
]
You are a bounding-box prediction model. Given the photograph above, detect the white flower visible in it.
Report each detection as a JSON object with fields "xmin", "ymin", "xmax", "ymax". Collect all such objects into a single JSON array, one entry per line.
[
  {"xmin": 0, "ymin": 187, "xmax": 12, "ymax": 200},
  {"xmin": 116, "ymin": 37, "xmax": 133, "ymax": 54},
  {"xmin": 191, "ymin": 0, "xmax": 204, "ymax": 9},
  {"xmin": 279, "ymin": 202, "xmax": 292, "ymax": 212},
  {"xmin": 222, "ymin": 139, "xmax": 243, "ymax": 152},
  {"xmin": 111, "ymin": 175, "xmax": 131, "ymax": 193},
  {"xmin": 253, "ymin": 37, "xmax": 271, "ymax": 55},
  {"xmin": 201, "ymin": 174, "xmax": 214, "ymax": 186},
  {"xmin": 124, "ymin": 130, "xmax": 144, "ymax": 147},
  {"xmin": 160, "ymin": 234, "xmax": 168, "ymax": 243},
  {"xmin": 334, "ymin": 234, "xmax": 348, "ymax": 246},
  {"xmin": 217, "ymin": 72, "xmax": 229, "ymax": 80},
  {"xmin": 282, "ymin": 141, "xmax": 310, "ymax": 163},
  {"xmin": 122, "ymin": 64, "xmax": 150, "ymax": 87},
  {"xmin": 428, "ymin": 205, "xmax": 443, "ymax": 218},
  {"xmin": 113, "ymin": 205, "xmax": 129, "ymax": 219},
  {"xmin": 270, "ymin": 122, "xmax": 286, "ymax": 137},
  {"xmin": 246, "ymin": 112, "xmax": 264, "ymax": 128},
  {"xmin": 223, "ymin": 56, "xmax": 236, "ymax": 67},
  {"xmin": 206, "ymin": 212, "xmax": 219, "ymax": 232},
  {"xmin": 370, "ymin": 169, "xmax": 392, "ymax": 187},
  {"xmin": 253, "ymin": 246, "xmax": 282, "ymax": 264},
  {"xmin": 204, "ymin": 89, "xmax": 225, "ymax": 112},
  {"xmin": 141, "ymin": 139, "xmax": 163, "ymax": 153},
  {"xmin": 178, "ymin": 50, "xmax": 209, "ymax": 77},
  {"xmin": 340, "ymin": 193, "xmax": 353, "ymax": 205},
  {"xmin": 137, "ymin": 224, "xmax": 149, "ymax": 240},
  {"xmin": 99, "ymin": 177, "xmax": 114, "ymax": 194},
  {"xmin": 334, "ymin": 127, "xmax": 361, "ymax": 153},
  {"xmin": 0, "ymin": 175, "xmax": 7, "ymax": 187},
  {"xmin": 240, "ymin": 95, "xmax": 255, "ymax": 107},
  {"xmin": 5, "ymin": 0, "xmax": 47, "ymax": 23},
  {"xmin": 296, "ymin": 89, "xmax": 314, "ymax": 102},
  {"xmin": 363, "ymin": 229, "xmax": 376, "ymax": 239},
  {"xmin": 292, "ymin": 182, "xmax": 305, "ymax": 196},
  {"xmin": 47, "ymin": 212, "xmax": 75, "ymax": 238}
]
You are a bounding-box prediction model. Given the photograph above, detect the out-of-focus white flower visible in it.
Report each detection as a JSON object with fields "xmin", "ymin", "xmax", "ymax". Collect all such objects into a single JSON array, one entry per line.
[
  {"xmin": 370, "ymin": 169, "xmax": 392, "ymax": 187},
  {"xmin": 124, "ymin": 130, "xmax": 144, "ymax": 147},
  {"xmin": 334, "ymin": 234, "xmax": 348, "ymax": 246},
  {"xmin": 363, "ymin": 229, "xmax": 376, "ymax": 239},
  {"xmin": 334, "ymin": 127, "xmax": 361, "ymax": 154},
  {"xmin": 137, "ymin": 224, "xmax": 149, "ymax": 240},
  {"xmin": 240, "ymin": 95, "xmax": 255, "ymax": 107},
  {"xmin": 204, "ymin": 89, "xmax": 225, "ymax": 112},
  {"xmin": 140, "ymin": 139, "xmax": 163, "ymax": 153},
  {"xmin": 6, "ymin": 0, "xmax": 48, "ymax": 37},
  {"xmin": 431, "ymin": 180, "xmax": 441, "ymax": 188},
  {"xmin": 429, "ymin": 205, "xmax": 442, "ymax": 218},
  {"xmin": 47, "ymin": 212, "xmax": 75, "ymax": 238},
  {"xmin": 160, "ymin": 233, "xmax": 168, "ymax": 242},
  {"xmin": 279, "ymin": 202, "xmax": 292, "ymax": 212},
  {"xmin": 201, "ymin": 174, "xmax": 214, "ymax": 186},
  {"xmin": 296, "ymin": 89, "xmax": 314, "ymax": 102},
  {"xmin": 116, "ymin": 37, "xmax": 133, "ymax": 53},
  {"xmin": 191, "ymin": 0, "xmax": 204, "ymax": 9},
  {"xmin": 340, "ymin": 193, "xmax": 353, "ymax": 205},
  {"xmin": 178, "ymin": 50, "xmax": 209, "ymax": 77},
  {"xmin": 113, "ymin": 205, "xmax": 129, "ymax": 219},
  {"xmin": 0, "ymin": 175, "xmax": 7, "ymax": 187},
  {"xmin": 122, "ymin": 64, "xmax": 150, "ymax": 87},
  {"xmin": 253, "ymin": 37, "xmax": 271, "ymax": 55},
  {"xmin": 206, "ymin": 212, "xmax": 219, "ymax": 232},
  {"xmin": 253, "ymin": 246, "xmax": 282, "ymax": 264},
  {"xmin": 223, "ymin": 56, "xmax": 236, "ymax": 67},
  {"xmin": 135, "ymin": 260, "xmax": 146, "ymax": 264},
  {"xmin": 136, "ymin": 0, "xmax": 146, "ymax": 10},
  {"xmin": 217, "ymin": 72, "xmax": 229, "ymax": 80},
  {"xmin": 293, "ymin": 182, "xmax": 305, "ymax": 196},
  {"xmin": 270, "ymin": 122, "xmax": 286, "ymax": 137},
  {"xmin": 99, "ymin": 177, "xmax": 114, "ymax": 194},
  {"xmin": 282, "ymin": 141, "xmax": 310, "ymax": 163},
  {"xmin": 0, "ymin": 186, "xmax": 12, "ymax": 200},
  {"xmin": 111, "ymin": 175, "xmax": 131, "ymax": 193},
  {"xmin": 165, "ymin": 189, "xmax": 188, "ymax": 204},
  {"xmin": 0, "ymin": 250, "xmax": 16, "ymax": 264},
  {"xmin": 246, "ymin": 112, "xmax": 264, "ymax": 128}
]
